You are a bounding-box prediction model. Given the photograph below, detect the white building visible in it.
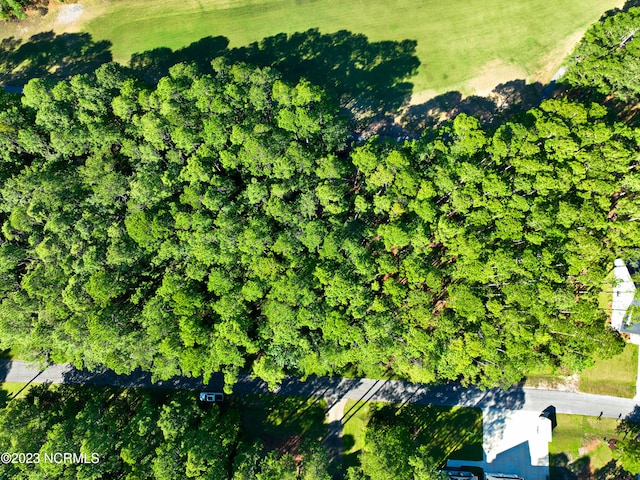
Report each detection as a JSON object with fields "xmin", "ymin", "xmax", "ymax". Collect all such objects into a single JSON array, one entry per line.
[{"xmin": 611, "ymin": 258, "xmax": 639, "ymax": 336}]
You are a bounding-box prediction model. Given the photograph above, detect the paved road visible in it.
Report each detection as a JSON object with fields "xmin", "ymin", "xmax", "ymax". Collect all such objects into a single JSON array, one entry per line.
[{"xmin": 1, "ymin": 360, "xmax": 637, "ymax": 419}]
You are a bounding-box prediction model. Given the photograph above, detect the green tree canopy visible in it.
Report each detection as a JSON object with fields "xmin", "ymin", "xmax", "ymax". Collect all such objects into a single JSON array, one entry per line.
[
  {"xmin": 564, "ymin": 7, "xmax": 640, "ymax": 102},
  {"xmin": 614, "ymin": 413, "xmax": 640, "ymax": 475},
  {"xmin": 0, "ymin": 58, "xmax": 635, "ymax": 391},
  {"xmin": 0, "ymin": 384, "xmax": 330, "ymax": 479}
]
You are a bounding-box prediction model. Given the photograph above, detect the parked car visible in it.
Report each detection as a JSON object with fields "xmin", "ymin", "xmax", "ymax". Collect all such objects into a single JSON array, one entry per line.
[{"xmin": 199, "ymin": 392, "xmax": 224, "ymax": 402}]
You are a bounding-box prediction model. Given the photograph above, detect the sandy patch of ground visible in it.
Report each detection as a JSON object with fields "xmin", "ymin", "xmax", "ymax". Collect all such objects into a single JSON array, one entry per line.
[
  {"xmin": 408, "ymin": 59, "xmax": 529, "ymax": 106},
  {"xmin": 525, "ymin": 374, "xmax": 580, "ymax": 393},
  {"xmin": 0, "ymin": 1, "xmax": 105, "ymax": 42},
  {"xmin": 463, "ymin": 59, "xmax": 529, "ymax": 97},
  {"xmin": 532, "ymin": 29, "xmax": 585, "ymax": 84},
  {"xmin": 408, "ymin": 89, "xmax": 440, "ymax": 106},
  {"xmin": 54, "ymin": 4, "xmax": 85, "ymax": 28},
  {"xmin": 578, "ymin": 436, "xmax": 601, "ymax": 456}
]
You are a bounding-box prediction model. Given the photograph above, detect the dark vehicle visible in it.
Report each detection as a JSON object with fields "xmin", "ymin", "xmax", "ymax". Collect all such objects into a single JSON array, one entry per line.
[{"xmin": 199, "ymin": 392, "xmax": 224, "ymax": 402}]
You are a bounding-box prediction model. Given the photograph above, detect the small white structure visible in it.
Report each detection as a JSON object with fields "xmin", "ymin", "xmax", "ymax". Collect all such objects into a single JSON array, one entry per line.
[{"xmin": 612, "ymin": 259, "xmax": 637, "ymax": 333}]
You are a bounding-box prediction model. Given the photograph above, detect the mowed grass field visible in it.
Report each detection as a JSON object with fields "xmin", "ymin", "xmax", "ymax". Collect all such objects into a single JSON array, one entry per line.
[
  {"xmin": 524, "ymin": 343, "xmax": 638, "ymax": 398},
  {"xmin": 579, "ymin": 342, "xmax": 638, "ymax": 398},
  {"xmin": 549, "ymin": 414, "xmax": 619, "ymax": 476},
  {"xmin": 80, "ymin": 0, "xmax": 624, "ymax": 96}
]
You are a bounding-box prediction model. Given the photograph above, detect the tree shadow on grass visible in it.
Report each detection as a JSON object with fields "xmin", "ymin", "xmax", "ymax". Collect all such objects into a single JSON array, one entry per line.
[
  {"xmin": 0, "ymin": 31, "xmax": 112, "ymax": 87},
  {"xmin": 0, "ymin": 29, "xmax": 556, "ymax": 136},
  {"xmin": 232, "ymin": 394, "xmax": 327, "ymax": 443},
  {"xmin": 0, "ymin": 29, "xmax": 544, "ymax": 135},
  {"xmin": 227, "ymin": 29, "xmax": 420, "ymax": 127},
  {"xmin": 127, "ymin": 29, "xmax": 420, "ymax": 129},
  {"xmin": 129, "ymin": 35, "xmax": 230, "ymax": 84},
  {"xmin": 550, "ymin": 444, "xmax": 632, "ymax": 480},
  {"xmin": 401, "ymin": 79, "xmax": 544, "ymax": 133},
  {"xmin": 369, "ymin": 402, "xmax": 483, "ymax": 466},
  {"xmin": 594, "ymin": 459, "xmax": 634, "ymax": 480},
  {"xmin": 549, "ymin": 453, "xmax": 574, "ymax": 480}
]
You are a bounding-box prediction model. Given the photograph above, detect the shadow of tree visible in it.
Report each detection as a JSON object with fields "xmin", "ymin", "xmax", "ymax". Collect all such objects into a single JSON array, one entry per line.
[
  {"xmin": 551, "ymin": 452, "xmax": 619, "ymax": 480},
  {"xmin": 231, "ymin": 393, "xmax": 327, "ymax": 442},
  {"xmin": 594, "ymin": 459, "xmax": 634, "ymax": 480},
  {"xmin": 627, "ymin": 409, "xmax": 640, "ymax": 429},
  {"xmin": 550, "ymin": 452, "xmax": 577, "ymax": 480},
  {"xmin": 0, "ymin": 29, "xmax": 548, "ymax": 135},
  {"xmin": 0, "ymin": 358, "xmax": 9, "ymax": 382},
  {"xmin": 0, "ymin": 31, "xmax": 112, "ymax": 87},
  {"xmin": 402, "ymin": 79, "xmax": 544, "ymax": 132},
  {"xmin": 227, "ymin": 29, "xmax": 419, "ymax": 127},
  {"xmin": 129, "ymin": 35, "xmax": 230, "ymax": 84},
  {"xmin": 127, "ymin": 30, "xmax": 420, "ymax": 129},
  {"xmin": 550, "ymin": 404, "xmax": 636, "ymax": 480},
  {"xmin": 369, "ymin": 402, "xmax": 483, "ymax": 465}
]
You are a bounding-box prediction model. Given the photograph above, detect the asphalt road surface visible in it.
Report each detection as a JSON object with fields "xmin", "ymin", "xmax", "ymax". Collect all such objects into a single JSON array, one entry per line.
[{"xmin": 1, "ymin": 360, "xmax": 636, "ymax": 419}]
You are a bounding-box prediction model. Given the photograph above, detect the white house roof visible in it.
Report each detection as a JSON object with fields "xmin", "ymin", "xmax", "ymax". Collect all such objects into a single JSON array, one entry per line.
[
  {"xmin": 447, "ymin": 409, "xmax": 550, "ymax": 480},
  {"xmin": 612, "ymin": 259, "xmax": 637, "ymax": 332}
]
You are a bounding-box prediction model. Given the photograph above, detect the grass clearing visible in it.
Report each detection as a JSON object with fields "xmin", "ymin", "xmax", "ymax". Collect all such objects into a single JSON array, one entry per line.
[
  {"xmin": 599, "ymin": 269, "xmax": 614, "ymax": 313},
  {"xmin": 579, "ymin": 342, "xmax": 638, "ymax": 398},
  {"xmin": 523, "ymin": 342, "xmax": 637, "ymax": 398},
  {"xmin": 522, "ymin": 364, "xmax": 578, "ymax": 391},
  {"xmin": 82, "ymin": 0, "xmax": 623, "ymax": 95},
  {"xmin": 342, "ymin": 400, "xmax": 483, "ymax": 469},
  {"xmin": 1, "ymin": 0, "xmax": 623, "ymax": 99},
  {"xmin": 232, "ymin": 394, "xmax": 327, "ymax": 452},
  {"xmin": 549, "ymin": 414, "xmax": 619, "ymax": 478},
  {"xmin": 342, "ymin": 399, "xmax": 372, "ymax": 470},
  {"xmin": 0, "ymin": 381, "xmax": 32, "ymax": 407}
]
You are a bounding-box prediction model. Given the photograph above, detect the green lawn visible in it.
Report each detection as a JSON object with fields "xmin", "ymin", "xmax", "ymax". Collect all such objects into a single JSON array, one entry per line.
[
  {"xmin": 549, "ymin": 414, "xmax": 619, "ymax": 478},
  {"xmin": 232, "ymin": 394, "xmax": 327, "ymax": 450},
  {"xmin": 342, "ymin": 399, "xmax": 372, "ymax": 470},
  {"xmin": 342, "ymin": 400, "xmax": 483, "ymax": 470},
  {"xmin": 0, "ymin": 349, "xmax": 19, "ymax": 360},
  {"xmin": 82, "ymin": 0, "xmax": 623, "ymax": 96},
  {"xmin": 0, "ymin": 382, "xmax": 33, "ymax": 408},
  {"xmin": 599, "ymin": 270, "xmax": 614, "ymax": 313},
  {"xmin": 579, "ymin": 343, "xmax": 638, "ymax": 398},
  {"xmin": 523, "ymin": 342, "xmax": 638, "ymax": 398}
]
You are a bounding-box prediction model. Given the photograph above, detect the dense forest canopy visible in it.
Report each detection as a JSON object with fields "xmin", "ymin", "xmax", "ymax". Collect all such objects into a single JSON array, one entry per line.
[
  {"xmin": 0, "ymin": 4, "xmax": 640, "ymax": 393},
  {"xmin": 0, "ymin": 384, "xmax": 332, "ymax": 479},
  {"xmin": 564, "ymin": 6, "xmax": 640, "ymax": 102},
  {"xmin": 0, "ymin": 53, "xmax": 637, "ymax": 391}
]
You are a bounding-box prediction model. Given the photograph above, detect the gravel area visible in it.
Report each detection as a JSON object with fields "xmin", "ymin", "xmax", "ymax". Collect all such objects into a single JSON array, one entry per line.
[{"xmin": 55, "ymin": 4, "xmax": 84, "ymax": 26}]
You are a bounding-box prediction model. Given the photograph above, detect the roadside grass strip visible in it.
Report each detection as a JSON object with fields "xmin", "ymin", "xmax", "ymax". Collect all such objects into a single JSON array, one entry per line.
[
  {"xmin": 0, "ymin": 382, "xmax": 32, "ymax": 407},
  {"xmin": 578, "ymin": 343, "xmax": 638, "ymax": 399},
  {"xmin": 524, "ymin": 343, "xmax": 638, "ymax": 398}
]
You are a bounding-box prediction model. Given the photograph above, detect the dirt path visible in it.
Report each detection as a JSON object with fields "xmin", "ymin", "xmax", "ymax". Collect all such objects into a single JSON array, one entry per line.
[{"xmin": 0, "ymin": 1, "xmax": 104, "ymax": 42}]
